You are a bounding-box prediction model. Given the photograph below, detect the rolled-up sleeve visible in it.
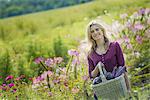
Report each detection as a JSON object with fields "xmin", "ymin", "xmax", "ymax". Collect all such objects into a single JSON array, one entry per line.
[
  {"xmin": 116, "ymin": 42, "xmax": 125, "ymax": 67},
  {"xmin": 87, "ymin": 56, "xmax": 94, "ymax": 79}
]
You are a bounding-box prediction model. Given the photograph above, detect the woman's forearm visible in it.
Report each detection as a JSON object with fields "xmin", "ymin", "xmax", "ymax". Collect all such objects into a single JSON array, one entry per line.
[
  {"xmin": 91, "ymin": 67, "xmax": 99, "ymax": 78},
  {"xmin": 91, "ymin": 62, "xmax": 103, "ymax": 78}
]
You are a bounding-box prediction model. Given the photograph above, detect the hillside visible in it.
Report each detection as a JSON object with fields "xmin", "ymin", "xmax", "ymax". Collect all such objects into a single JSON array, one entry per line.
[{"xmin": 0, "ymin": 0, "xmax": 149, "ymax": 43}]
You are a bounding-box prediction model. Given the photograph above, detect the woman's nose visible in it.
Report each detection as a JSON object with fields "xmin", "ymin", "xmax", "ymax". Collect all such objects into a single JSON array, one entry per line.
[{"xmin": 93, "ymin": 30, "xmax": 98, "ymax": 34}]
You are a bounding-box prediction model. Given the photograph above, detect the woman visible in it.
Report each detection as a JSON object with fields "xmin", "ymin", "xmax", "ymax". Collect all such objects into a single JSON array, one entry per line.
[{"xmin": 86, "ymin": 19, "xmax": 131, "ymax": 99}]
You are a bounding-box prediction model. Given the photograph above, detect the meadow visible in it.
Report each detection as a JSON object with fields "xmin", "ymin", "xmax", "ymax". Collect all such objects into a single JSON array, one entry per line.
[{"xmin": 0, "ymin": 0, "xmax": 149, "ymax": 99}]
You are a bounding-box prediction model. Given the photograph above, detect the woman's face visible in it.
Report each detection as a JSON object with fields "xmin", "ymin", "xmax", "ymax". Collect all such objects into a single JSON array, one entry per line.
[{"xmin": 90, "ymin": 24, "xmax": 104, "ymax": 41}]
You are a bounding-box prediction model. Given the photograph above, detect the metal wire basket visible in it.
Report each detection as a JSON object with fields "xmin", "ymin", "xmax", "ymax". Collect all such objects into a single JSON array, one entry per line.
[{"xmin": 91, "ymin": 63, "xmax": 128, "ymax": 99}]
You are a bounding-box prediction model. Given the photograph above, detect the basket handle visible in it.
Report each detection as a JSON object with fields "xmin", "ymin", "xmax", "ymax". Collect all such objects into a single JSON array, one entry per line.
[{"xmin": 97, "ymin": 62, "xmax": 107, "ymax": 82}]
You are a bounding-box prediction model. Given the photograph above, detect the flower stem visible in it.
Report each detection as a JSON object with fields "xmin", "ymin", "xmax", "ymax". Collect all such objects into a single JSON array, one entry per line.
[
  {"xmin": 47, "ymin": 74, "xmax": 51, "ymax": 92},
  {"xmin": 66, "ymin": 56, "xmax": 73, "ymax": 75},
  {"xmin": 40, "ymin": 61, "xmax": 51, "ymax": 91},
  {"xmin": 40, "ymin": 61, "xmax": 48, "ymax": 71},
  {"xmin": 74, "ymin": 63, "xmax": 77, "ymax": 79}
]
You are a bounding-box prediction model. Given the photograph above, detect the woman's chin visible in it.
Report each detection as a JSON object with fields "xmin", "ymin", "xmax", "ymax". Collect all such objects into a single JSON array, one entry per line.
[{"xmin": 94, "ymin": 37, "xmax": 101, "ymax": 41}]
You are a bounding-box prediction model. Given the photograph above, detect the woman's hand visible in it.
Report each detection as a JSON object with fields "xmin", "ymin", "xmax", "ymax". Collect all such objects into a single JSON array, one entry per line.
[
  {"xmin": 91, "ymin": 61, "xmax": 104, "ymax": 78},
  {"xmin": 97, "ymin": 61, "xmax": 104, "ymax": 68}
]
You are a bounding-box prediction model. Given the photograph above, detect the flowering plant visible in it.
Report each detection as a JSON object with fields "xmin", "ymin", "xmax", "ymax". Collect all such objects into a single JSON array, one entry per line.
[{"xmin": 116, "ymin": 8, "xmax": 150, "ymax": 89}]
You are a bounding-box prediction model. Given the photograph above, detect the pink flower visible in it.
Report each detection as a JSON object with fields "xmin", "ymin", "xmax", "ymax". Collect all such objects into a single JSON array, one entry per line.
[
  {"xmin": 131, "ymin": 27, "xmax": 137, "ymax": 33},
  {"xmin": 53, "ymin": 57, "xmax": 63, "ymax": 64},
  {"xmin": 34, "ymin": 57, "xmax": 44, "ymax": 64},
  {"xmin": 124, "ymin": 36, "xmax": 130, "ymax": 43},
  {"xmin": 15, "ymin": 77, "xmax": 21, "ymax": 81},
  {"xmin": 127, "ymin": 43, "xmax": 132, "ymax": 49},
  {"xmin": 32, "ymin": 76, "xmax": 42, "ymax": 84},
  {"xmin": 8, "ymin": 83, "xmax": 14, "ymax": 88},
  {"xmin": 41, "ymin": 72, "xmax": 48, "ymax": 80},
  {"xmin": 138, "ymin": 8, "xmax": 145, "ymax": 15},
  {"xmin": 68, "ymin": 49, "xmax": 79, "ymax": 56},
  {"xmin": 0, "ymin": 76, "xmax": 2, "ymax": 78},
  {"xmin": 32, "ymin": 78, "xmax": 38, "ymax": 84},
  {"xmin": 72, "ymin": 58, "xmax": 80, "ymax": 65},
  {"xmin": 133, "ymin": 12, "xmax": 139, "ymax": 19},
  {"xmin": 71, "ymin": 87, "xmax": 80, "ymax": 94},
  {"xmin": 13, "ymin": 89, "xmax": 17, "ymax": 93},
  {"xmin": 63, "ymin": 80, "xmax": 68, "ymax": 87},
  {"xmin": 28, "ymin": 77, "xmax": 32, "ymax": 81},
  {"xmin": 2, "ymin": 87, "xmax": 6, "ymax": 91},
  {"xmin": 45, "ymin": 58, "xmax": 53, "ymax": 67},
  {"xmin": 0, "ymin": 86, "xmax": 3, "ymax": 90},
  {"xmin": 1, "ymin": 84, "xmax": 8, "ymax": 91},
  {"xmin": 125, "ymin": 20, "xmax": 132, "ymax": 28},
  {"xmin": 5, "ymin": 75, "xmax": 13, "ymax": 81},
  {"xmin": 120, "ymin": 13, "xmax": 128, "ymax": 19},
  {"xmin": 60, "ymin": 67, "xmax": 66, "ymax": 74},
  {"xmin": 136, "ymin": 35, "xmax": 142, "ymax": 44},
  {"xmin": 134, "ymin": 23, "xmax": 144, "ymax": 31},
  {"xmin": 37, "ymin": 76, "xmax": 43, "ymax": 81},
  {"xmin": 48, "ymin": 92, "xmax": 53, "ymax": 96},
  {"xmin": 47, "ymin": 71, "xmax": 53, "ymax": 77},
  {"xmin": 20, "ymin": 75, "xmax": 25, "ymax": 78},
  {"xmin": 40, "ymin": 71, "xmax": 53, "ymax": 80},
  {"xmin": 82, "ymin": 75, "xmax": 88, "ymax": 81},
  {"xmin": 2, "ymin": 84, "xmax": 6, "ymax": 87},
  {"xmin": 53, "ymin": 79, "xmax": 60, "ymax": 84},
  {"xmin": 15, "ymin": 75, "xmax": 25, "ymax": 81}
]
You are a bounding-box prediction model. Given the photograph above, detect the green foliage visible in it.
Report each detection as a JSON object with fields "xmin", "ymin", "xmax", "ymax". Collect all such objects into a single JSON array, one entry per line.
[
  {"xmin": 53, "ymin": 36, "xmax": 68, "ymax": 61},
  {"xmin": 0, "ymin": 22, "xmax": 12, "ymax": 41},
  {"xmin": 127, "ymin": 39, "xmax": 150, "ymax": 88},
  {"xmin": 0, "ymin": 49, "xmax": 12, "ymax": 84},
  {"xmin": 113, "ymin": 8, "xmax": 150, "ymax": 91},
  {"xmin": 0, "ymin": 25, "xmax": 6, "ymax": 41},
  {"xmin": 0, "ymin": 0, "xmax": 93, "ymax": 18}
]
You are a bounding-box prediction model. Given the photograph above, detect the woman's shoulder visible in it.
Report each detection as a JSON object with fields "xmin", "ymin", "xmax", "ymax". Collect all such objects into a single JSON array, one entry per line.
[
  {"xmin": 108, "ymin": 41, "xmax": 121, "ymax": 51},
  {"xmin": 110, "ymin": 41, "xmax": 120, "ymax": 47}
]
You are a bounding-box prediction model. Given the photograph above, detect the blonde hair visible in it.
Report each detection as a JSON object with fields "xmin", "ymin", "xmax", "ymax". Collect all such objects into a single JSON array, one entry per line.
[{"xmin": 86, "ymin": 19, "xmax": 110, "ymax": 56}]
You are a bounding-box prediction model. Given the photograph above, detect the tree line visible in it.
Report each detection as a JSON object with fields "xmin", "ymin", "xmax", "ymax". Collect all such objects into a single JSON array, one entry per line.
[{"xmin": 0, "ymin": 0, "xmax": 92, "ymax": 18}]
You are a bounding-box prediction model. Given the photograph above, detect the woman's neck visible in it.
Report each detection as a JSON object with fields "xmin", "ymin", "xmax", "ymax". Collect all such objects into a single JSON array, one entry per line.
[{"xmin": 96, "ymin": 39, "xmax": 105, "ymax": 49}]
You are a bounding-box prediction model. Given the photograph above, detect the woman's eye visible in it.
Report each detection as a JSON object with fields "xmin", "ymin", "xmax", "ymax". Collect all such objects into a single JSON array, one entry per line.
[
  {"xmin": 96, "ymin": 28, "xmax": 99, "ymax": 31},
  {"xmin": 91, "ymin": 30, "xmax": 94, "ymax": 33}
]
